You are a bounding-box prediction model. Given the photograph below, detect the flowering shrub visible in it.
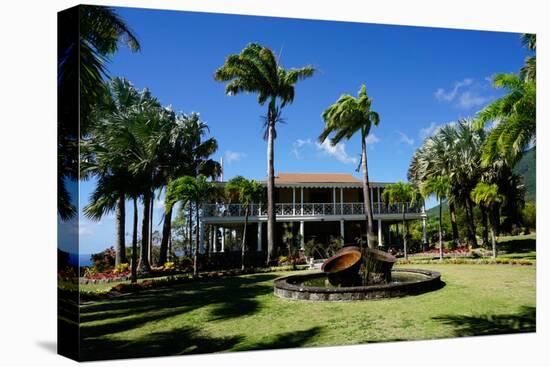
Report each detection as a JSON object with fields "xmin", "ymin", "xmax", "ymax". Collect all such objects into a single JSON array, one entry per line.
[
  {"xmin": 113, "ymin": 263, "xmax": 129, "ymax": 274},
  {"xmin": 163, "ymin": 262, "xmax": 175, "ymax": 271}
]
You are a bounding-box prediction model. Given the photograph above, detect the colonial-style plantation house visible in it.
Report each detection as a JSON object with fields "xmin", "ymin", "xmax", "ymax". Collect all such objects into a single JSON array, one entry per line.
[{"xmin": 200, "ymin": 173, "xmax": 427, "ymax": 255}]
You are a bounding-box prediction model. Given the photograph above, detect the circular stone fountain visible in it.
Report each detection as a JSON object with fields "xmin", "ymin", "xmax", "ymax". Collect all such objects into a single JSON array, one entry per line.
[{"xmin": 274, "ymin": 246, "xmax": 442, "ymax": 301}]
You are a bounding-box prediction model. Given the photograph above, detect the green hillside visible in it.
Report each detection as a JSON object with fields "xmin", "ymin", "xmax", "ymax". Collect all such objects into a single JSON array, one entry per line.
[
  {"xmin": 426, "ymin": 147, "xmax": 536, "ymax": 215},
  {"xmin": 514, "ymin": 147, "xmax": 536, "ymax": 202}
]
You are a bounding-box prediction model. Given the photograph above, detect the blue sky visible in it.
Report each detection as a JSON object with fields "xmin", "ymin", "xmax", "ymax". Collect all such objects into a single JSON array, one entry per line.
[{"xmin": 76, "ymin": 6, "xmax": 527, "ymax": 255}]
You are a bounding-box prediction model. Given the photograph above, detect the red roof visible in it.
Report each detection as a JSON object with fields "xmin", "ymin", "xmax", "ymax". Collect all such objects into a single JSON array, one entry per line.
[{"xmin": 275, "ymin": 173, "xmax": 361, "ymax": 184}]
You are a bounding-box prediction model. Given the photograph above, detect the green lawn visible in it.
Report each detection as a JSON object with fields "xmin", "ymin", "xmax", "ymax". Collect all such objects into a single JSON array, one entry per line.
[{"xmin": 78, "ymin": 263, "xmax": 536, "ymax": 360}]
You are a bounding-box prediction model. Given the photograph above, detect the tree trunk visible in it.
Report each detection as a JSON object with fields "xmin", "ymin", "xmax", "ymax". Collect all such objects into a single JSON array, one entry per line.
[
  {"xmin": 149, "ymin": 195, "xmax": 154, "ymax": 264},
  {"xmin": 449, "ymin": 202, "xmax": 460, "ymax": 244},
  {"xmin": 158, "ymin": 203, "xmax": 173, "ymax": 265},
  {"xmin": 464, "ymin": 199, "xmax": 478, "ymax": 247},
  {"xmin": 195, "ymin": 202, "xmax": 200, "ymax": 256},
  {"xmin": 439, "ymin": 199, "xmax": 443, "ymax": 260},
  {"xmin": 188, "ymin": 203, "xmax": 193, "ymax": 257},
  {"xmin": 115, "ymin": 191, "xmax": 126, "ymax": 265},
  {"xmin": 490, "ymin": 224, "xmax": 497, "ymax": 259},
  {"xmin": 242, "ymin": 208, "xmax": 249, "ymax": 271},
  {"xmin": 480, "ymin": 207, "xmax": 489, "ymax": 248},
  {"xmin": 266, "ymin": 114, "xmax": 277, "ymax": 265},
  {"xmin": 361, "ymin": 134, "xmax": 375, "ymax": 248},
  {"xmin": 193, "ymin": 201, "xmax": 200, "ymax": 276},
  {"xmin": 138, "ymin": 190, "xmax": 151, "ymax": 273},
  {"xmin": 402, "ymin": 208, "xmax": 407, "ymax": 260},
  {"xmin": 131, "ymin": 198, "xmax": 138, "ymax": 284}
]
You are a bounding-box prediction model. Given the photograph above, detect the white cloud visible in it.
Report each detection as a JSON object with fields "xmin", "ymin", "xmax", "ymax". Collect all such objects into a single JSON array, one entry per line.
[
  {"xmin": 419, "ymin": 122, "xmax": 441, "ymax": 140},
  {"xmin": 435, "ymin": 78, "xmax": 492, "ymax": 110},
  {"xmin": 397, "ymin": 131, "xmax": 414, "ymax": 146},
  {"xmin": 291, "ymin": 138, "xmax": 313, "ymax": 159},
  {"xmin": 419, "ymin": 121, "xmax": 456, "ymax": 140},
  {"xmin": 315, "ymin": 140, "xmax": 358, "ymax": 164},
  {"xmin": 458, "ymin": 91, "xmax": 490, "ymax": 109},
  {"xmin": 224, "ymin": 150, "xmax": 247, "ymax": 163},
  {"xmin": 435, "ymin": 78, "xmax": 473, "ymax": 102},
  {"xmin": 365, "ymin": 134, "xmax": 380, "ymax": 146}
]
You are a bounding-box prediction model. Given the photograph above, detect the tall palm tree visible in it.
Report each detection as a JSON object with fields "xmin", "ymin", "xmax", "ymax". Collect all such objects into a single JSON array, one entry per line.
[
  {"xmin": 58, "ymin": 6, "xmax": 140, "ymax": 220},
  {"xmin": 421, "ymin": 176, "xmax": 451, "ymax": 260},
  {"xmin": 475, "ymin": 73, "xmax": 535, "ymax": 166},
  {"xmin": 157, "ymin": 113, "xmax": 220, "ymax": 265},
  {"xmin": 167, "ymin": 175, "xmax": 217, "ymax": 276},
  {"xmin": 226, "ymin": 176, "xmax": 265, "ymax": 270},
  {"xmin": 409, "ymin": 120, "xmax": 483, "ymax": 247},
  {"xmin": 81, "ymin": 78, "xmax": 148, "ymax": 266},
  {"xmin": 319, "ymin": 85, "xmax": 380, "ymax": 248},
  {"xmin": 215, "ymin": 43, "xmax": 315, "ymax": 264},
  {"xmin": 382, "ymin": 182, "xmax": 419, "ymax": 259},
  {"xmin": 471, "ymin": 183, "xmax": 503, "ymax": 258}
]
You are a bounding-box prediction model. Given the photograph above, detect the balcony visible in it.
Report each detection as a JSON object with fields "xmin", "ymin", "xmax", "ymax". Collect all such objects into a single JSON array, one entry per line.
[{"xmin": 203, "ymin": 202, "xmax": 423, "ymax": 218}]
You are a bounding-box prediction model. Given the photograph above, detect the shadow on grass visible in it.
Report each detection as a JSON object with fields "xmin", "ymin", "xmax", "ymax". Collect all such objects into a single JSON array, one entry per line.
[
  {"xmin": 235, "ymin": 327, "xmax": 323, "ymax": 351},
  {"xmin": 79, "ymin": 273, "xmax": 279, "ymax": 352},
  {"xmin": 434, "ymin": 306, "xmax": 536, "ymax": 337},
  {"xmin": 80, "ymin": 326, "xmax": 244, "ymax": 361},
  {"xmin": 499, "ymin": 237, "xmax": 536, "ymax": 253}
]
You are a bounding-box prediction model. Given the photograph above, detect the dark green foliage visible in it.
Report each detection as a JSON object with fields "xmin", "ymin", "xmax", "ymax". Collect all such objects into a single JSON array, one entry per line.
[{"xmin": 514, "ymin": 147, "xmax": 536, "ymax": 202}]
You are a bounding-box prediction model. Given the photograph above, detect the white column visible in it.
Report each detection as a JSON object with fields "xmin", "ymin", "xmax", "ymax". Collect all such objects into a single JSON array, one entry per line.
[
  {"xmin": 299, "ymin": 221, "xmax": 305, "ymax": 250},
  {"xmin": 213, "ymin": 226, "xmax": 217, "ymax": 253},
  {"xmin": 422, "ymin": 204, "xmax": 427, "ymax": 246},
  {"xmin": 292, "ymin": 187, "xmax": 296, "ymax": 215},
  {"xmin": 378, "ymin": 219, "xmax": 383, "ymax": 247},
  {"xmin": 199, "ymin": 219, "xmax": 205, "ymax": 254},
  {"xmin": 340, "ymin": 219, "xmax": 345, "ymax": 243},
  {"xmin": 300, "ymin": 187, "xmax": 304, "ymax": 215},
  {"xmin": 257, "ymin": 222, "xmax": 263, "ymax": 251},
  {"xmin": 377, "ymin": 187, "xmax": 381, "ymax": 214},
  {"xmin": 340, "ymin": 187, "xmax": 344, "ymax": 214},
  {"xmin": 370, "ymin": 187, "xmax": 374, "ymax": 211},
  {"xmin": 333, "ymin": 187, "xmax": 336, "ymax": 214},
  {"xmin": 221, "ymin": 227, "xmax": 225, "ymax": 252}
]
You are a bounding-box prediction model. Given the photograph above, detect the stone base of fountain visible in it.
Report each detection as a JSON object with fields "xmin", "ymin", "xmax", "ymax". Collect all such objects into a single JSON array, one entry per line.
[
  {"xmin": 273, "ymin": 269, "xmax": 442, "ymax": 301},
  {"xmin": 274, "ymin": 245, "xmax": 442, "ymax": 301}
]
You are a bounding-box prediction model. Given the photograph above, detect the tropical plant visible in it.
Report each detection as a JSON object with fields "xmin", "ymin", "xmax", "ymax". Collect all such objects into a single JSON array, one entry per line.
[
  {"xmin": 475, "ymin": 74, "xmax": 536, "ymax": 166},
  {"xmin": 215, "ymin": 43, "xmax": 315, "ymax": 264},
  {"xmin": 409, "ymin": 120, "xmax": 485, "ymax": 246},
  {"xmin": 225, "ymin": 176, "xmax": 265, "ymax": 270},
  {"xmin": 58, "ymin": 6, "xmax": 140, "ymax": 220},
  {"xmin": 382, "ymin": 182, "xmax": 420, "ymax": 259},
  {"xmin": 81, "ymin": 78, "xmax": 150, "ymax": 266},
  {"xmin": 319, "ymin": 85, "xmax": 380, "ymax": 248},
  {"xmin": 471, "ymin": 183, "xmax": 503, "ymax": 258},
  {"xmin": 421, "ymin": 176, "xmax": 451, "ymax": 260},
  {"xmin": 158, "ymin": 113, "xmax": 220, "ymax": 265},
  {"xmin": 520, "ymin": 33, "xmax": 536, "ymax": 83},
  {"xmin": 166, "ymin": 175, "xmax": 217, "ymax": 276}
]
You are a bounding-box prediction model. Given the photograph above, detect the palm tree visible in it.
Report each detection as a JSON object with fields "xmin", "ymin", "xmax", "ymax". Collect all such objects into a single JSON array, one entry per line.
[
  {"xmin": 382, "ymin": 182, "xmax": 419, "ymax": 259},
  {"xmin": 81, "ymin": 78, "xmax": 149, "ymax": 266},
  {"xmin": 166, "ymin": 175, "xmax": 217, "ymax": 276},
  {"xmin": 215, "ymin": 43, "xmax": 315, "ymax": 264},
  {"xmin": 471, "ymin": 183, "xmax": 503, "ymax": 258},
  {"xmin": 157, "ymin": 113, "xmax": 220, "ymax": 265},
  {"xmin": 409, "ymin": 120, "xmax": 483, "ymax": 247},
  {"xmin": 520, "ymin": 34, "xmax": 536, "ymax": 83},
  {"xmin": 225, "ymin": 176, "xmax": 265, "ymax": 270},
  {"xmin": 58, "ymin": 6, "xmax": 140, "ymax": 220},
  {"xmin": 319, "ymin": 85, "xmax": 380, "ymax": 248},
  {"xmin": 421, "ymin": 176, "xmax": 451, "ymax": 260},
  {"xmin": 475, "ymin": 73, "xmax": 535, "ymax": 166}
]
